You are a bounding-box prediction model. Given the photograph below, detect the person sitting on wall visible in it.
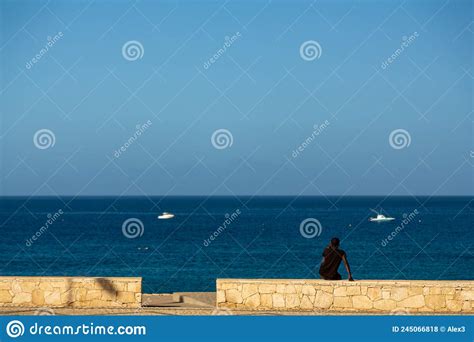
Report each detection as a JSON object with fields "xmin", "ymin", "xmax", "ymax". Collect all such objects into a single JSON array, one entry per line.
[{"xmin": 319, "ymin": 237, "xmax": 354, "ymax": 281}]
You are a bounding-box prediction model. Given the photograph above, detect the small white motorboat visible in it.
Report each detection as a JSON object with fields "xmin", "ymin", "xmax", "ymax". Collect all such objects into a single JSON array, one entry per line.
[
  {"xmin": 158, "ymin": 212, "xmax": 174, "ymax": 220},
  {"xmin": 369, "ymin": 214, "xmax": 395, "ymax": 222}
]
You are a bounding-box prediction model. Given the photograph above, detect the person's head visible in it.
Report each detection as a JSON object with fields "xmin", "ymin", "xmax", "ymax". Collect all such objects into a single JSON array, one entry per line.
[{"xmin": 330, "ymin": 237, "xmax": 340, "ymax": 248}]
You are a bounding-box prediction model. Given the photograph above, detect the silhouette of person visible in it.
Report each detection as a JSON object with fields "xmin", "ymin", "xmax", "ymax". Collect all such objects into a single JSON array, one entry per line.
[{"xmin": 319, "ymin": 237, "xmax": 354, "ymax": 281}]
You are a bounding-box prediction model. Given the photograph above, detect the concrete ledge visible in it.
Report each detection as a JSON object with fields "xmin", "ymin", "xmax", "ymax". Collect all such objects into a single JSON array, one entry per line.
[
  {"xmin": 0, "ymin": 276, "xmax": 142, "ymax": 308},
  {"xmin": 216, "ymin": 279, "xmax": 474, "ymax": 313}
]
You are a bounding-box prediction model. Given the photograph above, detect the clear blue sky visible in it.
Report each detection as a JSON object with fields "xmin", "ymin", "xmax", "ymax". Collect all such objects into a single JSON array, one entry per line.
[{"xmin": 0, "ymin": 0, "xmax": 472, "ymax": 196}]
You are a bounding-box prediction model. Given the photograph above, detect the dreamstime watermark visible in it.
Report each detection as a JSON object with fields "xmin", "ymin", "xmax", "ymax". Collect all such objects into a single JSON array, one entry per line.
[
  {"xmin": 381, "ymin": 32, "xmax": 419, "ymax": 69},
  {"xmin": 5, "ymin": 320, "xmax": 146, "ymax": 337},
  {"xmin": 203, "ymin": 209, "xmax": 241, "ymax": 247},
  {"xmin": 122, "ymin": 40, "xmax": 144, "ymax": 61},
  {"xmin": 390, "ymin": 308, "xmax": 411, "ymax": 315},
  {"xmin": 6, "ymin": 320, "xmax": 24, "ymax": 338},
  {"xmin": 389, "ymin": 129, "xmax": 411, "ymax": 149},
  {"xmin": 33, "ymin": 129, "xmax": 56, "ymax": 149},
  {"xmin": 114, "ymin": 120, "xmax": 152, "ymax": 158},
  {"xmin": 299, "ymin": 218, "xmax": 323, "ymax": 238},
  {"xmin": 26, "ymin": 209, "xmax": 64, "ymax": 247},
  {"xmin": 25, "ymin": 32, "xmax": 64, "ymax": 70},
  {"xmin": 35, "ymin": 307, "xmax": 55, "ymax": 316},
  {"xmin": 381, "ymin": 209, "xmax": 419, "ymax": 247},
  {"xmin": 299, "ymin": 40, "xmax": 322, "ymax": 61},
  {"xmin": 292, "ymin": 120, "xmax": 330, "ymax": 158},
  {"xmin": 212, "ymin": 307, "xmax": 233, "ymax": 315},
  {"xmin": 203, "ymin": 32, "xmax": 242, "ymax": 70},
  {"xmin": 211, "ymin": 129, "xmax": 233, "ymax": 150},
  {"xmin": 122, "ymin": 218, "xmax": 144, "ymax": 239}
]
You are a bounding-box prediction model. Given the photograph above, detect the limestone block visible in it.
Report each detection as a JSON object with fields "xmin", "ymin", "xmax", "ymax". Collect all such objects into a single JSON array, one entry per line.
[
  {"xmin": 32, "ymin": 289, "xmax": 44, "ymax": 306},
  {"xmin": 360, "ymin": 286, "xmax": 368, "ymax": 295},
  {"xmin": 320, "ymin": 286, "xmax": 333, "ymax": 293},
  {"xmin": 39, "ymin": 283, "xmax": 54, "ymax": 291},
  {"xmin": 284, "ymin": 285, "xmax": 296, "ymax": 294},
  {"xmin": 285, "ymin": 294, "xmax": 300, "ymax": 308},
  {"xmin": 461, "ymin": 301, "xmax": 471, "ymax": 312},
  {"xmin": 333, "ymin": 296, "xmax": 352, "ymax": 308},
  {"xmin": 382, "ymin": 291, "xmax": 390, "ymax": 299},
  {"xmin": 346, "ymin": 286, "xmax": 361, "ymax": 296},
  {"xmin": 276, "ymin": 284, "xmax": 286, "ymax": 293},
  {"xmin": 272, "ymin": 293, "xmax": 285, "ymax": 308},
  {"xmin": 446, "ymin": 300, "xmax": 462, "ymax": 312},
  {"xmin": 352, "ymin": 295, "xmax": 373, "ymax": 309},
  {"xmin": 11, "ymin": 282, "xmax": 22, "ymax": 294},
  {"xmin": 86, "ymin": 290, "xmax": 102, "ymax": 301},
  {"xmin": 314, "ymin": 290, "xmax": 333, "ymax": 309},
  {"xmin": 226, "ymin": 289, "xmax": 243, "ymax": 304},
  {"xmin": 334, "ymin": 287, "xmax": 347, "ymax": 297},
  {"xmin": 220, "ymin": 283, "xmax": 238, "ymax": 290},
  {"xmin": 260, "ymin": 294, "xmax": 272, "ymax": 308},
  {"xmin": 20, "ymin": 281, "xmax": 38, "ymax": 292},
  {"xmin": 398, "ymin": 295, "xmax": 425, "ymax": 308},
  {"xmin": 13, "ymin": 292, "xmax": 32, "ymax": 304},
  {"xmin": 390, "ymin": 288, "xmax": 408, "ymax": 301},
  {"xmin": 373, "ymin": 299, "xmax": 397, "ymax": 311},
  {"xmin": 367, "ymin": 287, "xmax": 382, "ymax": 301},
  {"xmin": 300, "ymin": 295, "xmax": 313, "ymax": 309},
  {"xmin": 460, "ymin": 290, "xmax": 474, "ymax": 301},
  {"xmin": 242, "ymin": 284, "xmax": 258, "ymax": 299},
  {"xmin": 0, "ymin": 282, "xmax": 11, "ymax": 290},
  {"xmin": 429, "ymin": 287, "xmax": 442, "ymax": 295},
  {"xmin": 408, "ymin": 287, "xmax": 423, "ymax": 296},
  {"xmin": 244, "ymin": 293, "xmax": 260, "ymax": 308},
  {"xmin": 0, "ymin": 290, "xmax": 13, "ymax": 303},
  {"xmin": 127, "ymin": 282, "xmax": 141, "ymax": 293},
  {"xmin": 100, "ymin": 290, "xmax": 116, "ymax": 301},
  {"xmin": 441, "ymin": 288, "xmax": 455, "ymax": 295},
  {"xmin": 44, "ymin": 292, "xmax": 61, "ymax": 306},
  {"xmin": 259, "ymin": 284, "xmax": 276, "ymax": 294},
  {"xmin": 302, "ymin": 285, "xmax": 316, "ymax": 296},
  {"xmin": 216, "ymin": 290, "xmax": 226, "ymax": 303},
  {"xmin": 117, "ymin": 291, "xmax": 136, "ymax": 303},
  {"xmin": 425, "ymin": 295, "xmax": 446, "ymax": 310}
]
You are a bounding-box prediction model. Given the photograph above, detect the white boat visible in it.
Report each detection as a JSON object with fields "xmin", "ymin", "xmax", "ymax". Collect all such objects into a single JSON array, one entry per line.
[
  {"xmin": 158, "ymin": 212, "xmax": 174, "ymax": 219},
  {"xmin": 369, "ymin": 214, "xmax": 395, "ymax": 222}
]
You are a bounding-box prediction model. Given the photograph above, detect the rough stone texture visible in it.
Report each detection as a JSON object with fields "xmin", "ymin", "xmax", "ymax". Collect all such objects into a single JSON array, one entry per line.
[
  {"xmin": 0, "ymin": 277, "xmax": 141, "ymax": 308},
  {"xmin": 216, "ymin": 279, "xmax": 474, "ymax": 313}
]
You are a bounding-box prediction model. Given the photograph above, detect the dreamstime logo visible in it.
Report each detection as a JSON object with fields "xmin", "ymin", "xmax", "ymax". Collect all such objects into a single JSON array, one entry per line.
[
  {"xmin": 35, "ymin": 307, "xmax": 55, "ymax": 315},
  {"xmin": 299, "ymin": 40, "xmax": 322, "ymax": 61},
  {"xmin": 212, "ymin": 307, "xmax": 233, "ymax": 315},
  {"xmin": 33, "ymin": 129, "xmax": 56, "ymax": 149},
  {"xmin": 122, "ymin": 218, "xmax": 144, "ymax": 238},
  {"xmin": 299, "ymin": 218, "xmax": 322, "ymax": 238},
  {"xmin": 211, "ymin": 129, "xmax": 233, "ymax": 150},
  {"xmin": 122, "ymin": 40, "xmax": 144, "ymax": 61},
  {"xmin": 6, "ymin": 320, "xmax": 25, "ymax": 338},
  {"xmin": 389, "ymin": 129, "xmax": 411, "ymax": 150}
]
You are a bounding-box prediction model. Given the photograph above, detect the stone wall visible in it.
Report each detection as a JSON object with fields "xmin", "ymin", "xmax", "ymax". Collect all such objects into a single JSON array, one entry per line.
[
  {"xmin": 0, "ymin": 277, "xmax": 141, "ymax": 308},
  {"xmin": 217, "ymin": 279, "xmax": 474, "ymax": 313}
]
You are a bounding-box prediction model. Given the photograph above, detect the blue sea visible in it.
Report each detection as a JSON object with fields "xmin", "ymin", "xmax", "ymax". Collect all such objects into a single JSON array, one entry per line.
[{"xmin": 0, "ymin": 196, "xmax": 472, "ymax": 293}]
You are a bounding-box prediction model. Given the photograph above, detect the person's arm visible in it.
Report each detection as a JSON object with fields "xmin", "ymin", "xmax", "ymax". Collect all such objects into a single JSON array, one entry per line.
[{"xmin": 342, "ymin": 254, "xmax": 354, "ymax": 281}]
